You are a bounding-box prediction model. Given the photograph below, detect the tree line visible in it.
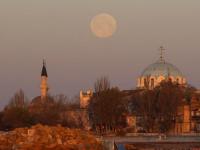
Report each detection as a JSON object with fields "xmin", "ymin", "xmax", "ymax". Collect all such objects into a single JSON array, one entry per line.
[
  {"xmin": 0, "ymin": 76, "xmax": 196, "ymax": 134},
  {"xmin": 88, "ymin": 77, "xmax": 196, "ymax": 134},
  {"xmin": 0, "ymin": 90, "xmax": 81, "ymax": 130}
]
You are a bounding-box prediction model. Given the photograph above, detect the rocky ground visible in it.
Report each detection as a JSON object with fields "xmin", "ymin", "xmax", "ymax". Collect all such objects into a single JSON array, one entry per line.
[{"xmin": 0, "ymin": 124, "xmax": 103, "ymax": 150}]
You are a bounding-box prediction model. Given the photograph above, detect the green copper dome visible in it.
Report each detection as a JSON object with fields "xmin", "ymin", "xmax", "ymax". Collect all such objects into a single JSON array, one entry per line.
[{"xmin": 141, "ymin": 61, "xmax": 184, "ymax": 77}]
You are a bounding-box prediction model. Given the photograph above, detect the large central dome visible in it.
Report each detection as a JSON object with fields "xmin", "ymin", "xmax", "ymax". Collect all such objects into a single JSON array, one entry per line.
[
  {"xmin": 141, "ymin": 61, "xmax": 183, "ymax": 77},
  {"xmin": 137, "ymin": 47, "xmax": 186, "ymax": 89}
]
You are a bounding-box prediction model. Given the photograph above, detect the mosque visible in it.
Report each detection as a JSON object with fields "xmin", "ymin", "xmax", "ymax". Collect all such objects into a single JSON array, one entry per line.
[
  {"xmin": 30, "ymin": 60, "xmax": 49, "ymax": 105},
  {"xmin": 29, "ymin": 60, "xmax": 90, "ymax": 129}
]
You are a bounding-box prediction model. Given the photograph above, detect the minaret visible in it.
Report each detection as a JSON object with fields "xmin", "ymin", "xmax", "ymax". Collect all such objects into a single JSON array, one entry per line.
[{"xmin": 40, "ymin": 60, "xmax": 49, "ymax": 99}]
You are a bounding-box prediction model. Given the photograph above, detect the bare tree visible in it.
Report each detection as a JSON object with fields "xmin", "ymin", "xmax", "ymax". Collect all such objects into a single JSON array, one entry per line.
[
  {"xmin": 89, "ymin": 76, "xmax": 126, "ymax": 132},
  {"xmin": 131, "ymin": 90, "xmax": 157, "ymax": 132},
  {"xmin": 7, "ymin": 89, "xmax": 29, "ymax": 108},
  {"xmin": 68, "ymin": 94, "xmax": 80, "ymax": 109},
  {"xmin": 1, "ymin": 90, "xmax": 33, "ymax": 130},
  {"xmin": 184, "ymin": 85, "xmax": 196, "ymax": 102},
  {"xmin": 155, "ymin": 81, "xmax": 183, "ymax": 132},
  {"xmin": 89, "ymin": 86, "xmax": 127, "ymax": 134},
  {"xmin": 94, "ymin": 76, "xmax": 110, "ymax": 94},
  {"xmin": 131, "ymin": 81, "xmax": 184, "ymax": 133},
  {"xmin": 30, "ymin": 94, "xmax": 69, "ymax": 125}
]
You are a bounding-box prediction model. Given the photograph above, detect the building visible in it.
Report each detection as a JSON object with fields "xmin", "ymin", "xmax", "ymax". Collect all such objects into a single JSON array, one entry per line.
[
  {"xmin": 29, "ymin": 60, "xmax": 91, "ymax": 130},
  {"xmin": 79, "ymin": 47, "xmax": 200, "ymax": 133},
  {"xmin": 190, "ymin": 94, "xmax": 200, "ymax": 132},
  {"xmin": 30, "ymin": 60, "xmax": 50, "ymax": 109},
  {"xmin": 137, "ymin": 46, "xmax": 186, "ymax": 89},
  {"xmin": 175, "ymin": 94, "xmax": 200, "ymax": 133},
  {"xmin": 80, "ymin": 90, "xmax": 93, "ymax": 109},
  {"xmin": 135, "ymin": 47, "xmax": 200, "ymax": 133},
  {"xmin": 40, "ymin": 60, "xmax": 49, "ymax": 99}
]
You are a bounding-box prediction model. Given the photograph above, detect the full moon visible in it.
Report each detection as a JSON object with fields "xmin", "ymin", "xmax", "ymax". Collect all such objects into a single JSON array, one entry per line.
[{"xmin": 90, "ymin": 13, "xmax": 117, "ymax": 38}]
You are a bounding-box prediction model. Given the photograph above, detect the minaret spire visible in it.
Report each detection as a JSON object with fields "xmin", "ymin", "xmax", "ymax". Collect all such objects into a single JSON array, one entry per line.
[
  {"xmin": 40, "ymin": 59, "xmax": 49, "ymax": 99},
  {"xmin": 159, "ymin": 46, "xmax": 165, "ymax": 63},
  {"xmin": 41, "ymin": 59, "xmax": 48, "ymax": 77},
  {"xmin": 43, "ymin": 59, "xmax": 46, "ymax": 67}
]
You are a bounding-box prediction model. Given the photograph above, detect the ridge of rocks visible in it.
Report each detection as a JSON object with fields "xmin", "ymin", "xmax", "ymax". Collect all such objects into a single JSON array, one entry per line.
[{"xmin": 0, "ymin": 124, "xmax": 102, "ymax": 150}]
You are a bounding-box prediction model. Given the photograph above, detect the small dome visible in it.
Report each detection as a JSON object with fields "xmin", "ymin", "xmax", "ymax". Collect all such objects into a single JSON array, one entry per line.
[{"xmin": 141, "ymin": 61, "xmax": 184, "ymax": 78}]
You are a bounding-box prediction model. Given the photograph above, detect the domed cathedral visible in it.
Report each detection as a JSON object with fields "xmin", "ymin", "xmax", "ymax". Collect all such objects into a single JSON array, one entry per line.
[{"xmin": 137, "ymin": 46, "xmax": 187, "ymax": 89}]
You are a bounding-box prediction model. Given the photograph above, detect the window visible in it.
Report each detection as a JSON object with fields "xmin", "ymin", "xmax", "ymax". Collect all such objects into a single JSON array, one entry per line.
[
  {"xmin": 151, "ymin": 78, "xmax": 154, "ymax": 88},
  {"xmin": 176, "ymin": 78, "xmax": 179, "ymax": 84}
]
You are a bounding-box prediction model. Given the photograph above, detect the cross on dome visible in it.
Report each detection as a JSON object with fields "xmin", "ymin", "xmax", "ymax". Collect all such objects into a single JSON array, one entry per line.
[
  {"xmin": 43, "ymin": 59, "xmax": 46, "ymax": 67},
  {"xmin": 159, "ymin": 46, "xmax": 165, "ymax": 62}
]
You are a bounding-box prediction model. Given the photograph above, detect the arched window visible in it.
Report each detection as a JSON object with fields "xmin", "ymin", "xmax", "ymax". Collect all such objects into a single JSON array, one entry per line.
[
  {"xmin": 151, "ymin": 78, "xmax": 154, "ymax": 88},
  {"xmin": 176, "ymin": 78, "xmax": 179, "ymax": 84},
  {"xmin": 182, "ymin": 78, "xmax": 184, "ymax": 84},
  {"xmin": 144, "ymin": 78, "xmax": 147, "ymax": 87}
]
